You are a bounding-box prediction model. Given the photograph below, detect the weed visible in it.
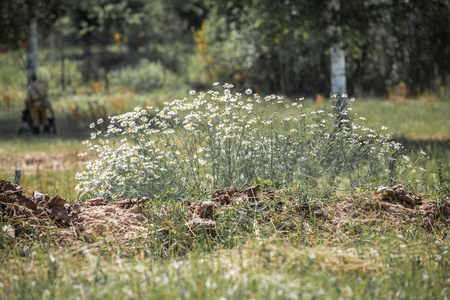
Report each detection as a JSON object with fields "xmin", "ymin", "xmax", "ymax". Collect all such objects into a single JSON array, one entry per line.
[
  {"xmin": 436, "ymin": 162, "xmax": 450, "ymax": 198},
  {"xmin": 76, "ymin": 84, "xmax": 425, "ymax": 200}
]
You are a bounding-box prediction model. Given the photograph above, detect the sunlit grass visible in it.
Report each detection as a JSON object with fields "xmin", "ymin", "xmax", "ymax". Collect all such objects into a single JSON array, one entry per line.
[
  {"xmin": 0, "ymin": 227, "xmax": 448, "ymax": 300},
  {"xmin": 0, "ymin": 138, "xmax": 84, "ymax": 200},
  {"xmin": 1, "ymin": 47, "xmax": 449, "ymax": 300},
  {"xmin": 351, "ymin": 99, "xmax": 450, "ymax": 140},
  {"xmin": 0, "ymin": 138, "xmax": 82, "ymax": 155},
  {"xmin": 298, "ymin": 98, "xmax": 450, "ymax": 140},
  {"xmin": 0, "ymin": 169, "xmax": 80, "ymax": 200}
]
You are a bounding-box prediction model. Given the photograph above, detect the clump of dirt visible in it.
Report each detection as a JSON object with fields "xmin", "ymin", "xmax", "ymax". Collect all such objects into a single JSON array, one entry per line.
[
  {"xmin": 0, "ymin": 179, "xmax": 150, "ymax": 246},
  {"xmin": 184, "ymin": 185, "xmax": 278, "ymax": 228},
  {"xmin": 1, "ymin": 179, "xmax": 449, "ymax": 248},
  {"xmin": 0, "ymin": 179, "xmax": 70, "ymax": 225},
  {"xmin": 188, "ymin": 201, "xmax": 216, "ymax": 219},
  {"xmin": 210, "ymin": 184, "xmax": 276, "ymax": 205},
  {"xmin": 319, "ymin": 186, "xmax": 449, "ymax": 230},
  {"xmin": 185, "ymin": 218, "xmax": 216, "ymax": 232},
  {"xmin": 212, "ymin": 186, "xmax": 239, "ymax": 205},
  {"xmin": 418, "ymin": 199, "xmax": 450, "ymax": 228},
  {"xmin": 244, "ymin": 184, "xmax": 260, "ymax": 199},
  {"xmin": 376, "ymin": 184, "xmax": 422, "ymax": 207}
]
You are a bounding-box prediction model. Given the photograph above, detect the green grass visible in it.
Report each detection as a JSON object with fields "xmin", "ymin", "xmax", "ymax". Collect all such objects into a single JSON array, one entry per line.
[
  {"xmin": 4, "ymin": 170, "xmax": 81, "ymax": 200},
  {"xmin": 1, "ymin": 50, "xmax": 450, "ymax": 299},
  {"xmin": 351, "ymin": 99, "xmax": 450, "ymax": 140},
  {"xmin": 1, "ymin": 218, "xmax": 448, "ymax": 299},
  {"xmin": 0, "ymin": 138, "xmax": 84, "ymax": 200},
  {"xmin": 0, "ymin": 138, "xmax": 82, "ymax": 155},
  {"xmin": 0, "ymin": 169, "xmax": 80, "ymax": 200},
  {"xmin": 297, "ymin": 98, "xmax": 450, "ymax": 140}
]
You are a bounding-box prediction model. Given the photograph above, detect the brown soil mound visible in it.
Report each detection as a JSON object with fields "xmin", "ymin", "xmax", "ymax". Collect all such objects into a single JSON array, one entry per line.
[
  {"xmin": 324, "ymin": 197, "xmax": 450, "ymax": 231},
  {"xmin": 183, "ymin": 185, "xmax": 277, "ymax": 229},
  {"xmin": 317, "ymin": 185, "xmax": 449, "ymax": 231},
  {"xmin": 186, "ymin": 184, "xmax": 450, "ymax": 233},
  {"xmin": 0, "ymin": 179, "xmax": 149, "ymax": 246},
  {"xmin": 1, "ymin": 180, "xmax": 449, "ymax": 247}
]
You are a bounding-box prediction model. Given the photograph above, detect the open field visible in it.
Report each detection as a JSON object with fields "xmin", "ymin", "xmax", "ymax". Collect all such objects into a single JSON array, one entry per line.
[
  {"xmin": 1, "ymin": 179, "xmax": 449, "ymax": 299},
  {"xmin": 2, "ymin": 1, "xmax": 450, "ymax": 297},
  {"xmin": 1, "ymin": 94, "xmax": 449, "ymax": 200},
  {"xmin": 1, "ymin": 51, "xmax": 450, "ymax": 298},
  {"xmin": 1, "ymin": 236, "xmax": 449, "ymax": 299},
  {"xmin": 1, "ymin": 90, "xmax": 450, "ymax": 299}
]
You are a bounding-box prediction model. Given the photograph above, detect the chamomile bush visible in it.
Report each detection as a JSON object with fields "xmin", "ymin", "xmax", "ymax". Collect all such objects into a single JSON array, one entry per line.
[{"xmin": 76, "ymin": 83, "xmax": 422, "ymax": 200}]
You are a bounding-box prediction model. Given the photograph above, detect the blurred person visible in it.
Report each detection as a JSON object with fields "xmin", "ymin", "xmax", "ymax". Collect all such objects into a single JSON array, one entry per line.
[{"xmin": 26, "ymin": 74, "xmax": 54, "ymax": 135}]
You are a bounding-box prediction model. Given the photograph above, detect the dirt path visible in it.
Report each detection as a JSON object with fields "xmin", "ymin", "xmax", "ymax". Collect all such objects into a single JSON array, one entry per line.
[{"xmin": 0, "ymin": 151, "xmax": 85, "ymax": 174}]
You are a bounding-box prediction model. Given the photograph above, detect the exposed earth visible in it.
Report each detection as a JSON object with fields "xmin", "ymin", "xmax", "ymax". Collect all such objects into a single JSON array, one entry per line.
[
  {"xmin": 0, "ymin": 151, "xmax": 85, "ymax": 174},
  {"xmin": 1, "ymin": 178, "xmax": 449, "ymax": 249}
]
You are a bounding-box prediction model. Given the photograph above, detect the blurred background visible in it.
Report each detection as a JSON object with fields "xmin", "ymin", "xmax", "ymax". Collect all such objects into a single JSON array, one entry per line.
[{"xmin": 1, "ymin": 0, "xmax": 449, "ymax": 108}]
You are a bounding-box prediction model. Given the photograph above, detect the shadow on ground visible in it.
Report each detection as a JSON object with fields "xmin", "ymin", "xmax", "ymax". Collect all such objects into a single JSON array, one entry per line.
[{"xmin": 0, "ymin": 117, "xmax": 96, "ymax": 140}]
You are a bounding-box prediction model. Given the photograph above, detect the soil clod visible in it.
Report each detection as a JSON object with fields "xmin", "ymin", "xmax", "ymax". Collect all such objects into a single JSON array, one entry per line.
[
  {"xmin": 377, "ymin": 184, "xmax": 422, "ymax": 207},
  {"xmin": 1, "ymin": 179, "xmax": 449, "ymax": 248}
]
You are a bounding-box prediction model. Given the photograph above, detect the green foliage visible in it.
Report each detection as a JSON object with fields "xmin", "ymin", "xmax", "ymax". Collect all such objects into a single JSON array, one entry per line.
[
  {"xmin": 198, "ymin": 0, "xmax": 450, "ymax": 96},
  {"xmin": 0, "ymin": 52, "xmax": 27, "ymax": 91},
  {"xmin": 2, "ymin": 0, "xmax": 450, "ymax": 97},
  {"xmin": 76, "ymin": 85, "xmax": 426, "ymax": 200},
  {"xmin": 108, "ymin": 59, "xmax": 176, "ymax": 91},
  {"xmin": 436, "ymin": 162, "xmax": 450, "ymax": 198}
]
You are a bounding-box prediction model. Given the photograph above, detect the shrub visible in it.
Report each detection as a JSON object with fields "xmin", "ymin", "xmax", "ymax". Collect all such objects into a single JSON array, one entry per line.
[
  {"xmin": 76, "ymin": 83, "xmax": 423, "ymax": 200},
  {"xmin": 108, "ymin": 59, "xmax": 169, "ymax": 92}
]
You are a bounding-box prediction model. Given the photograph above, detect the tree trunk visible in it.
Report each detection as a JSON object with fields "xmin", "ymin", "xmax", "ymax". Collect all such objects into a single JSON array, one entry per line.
[
  {"xmin": 82, "ymin": 34, "xmax": 93, "ymax": 83},
  {"xmin": 26, "ymin": 0, "xmax": 38, "ymax": 85},
  {"xmin": 126, "ymin": 25, "xmax": 139, "ymax": 58},
  {"xmin": 328, "ymin": 0, "xmax": 347, "ymax": 95},
  {"xmin": 278, "ymin": 45, "xmax": 286, "ymax": 95},
  {"xmin": 328, "ymin": 0, "xmax": 348, "ymax": 128},
  {"xmin": 58, "ymin": 6, "xmax": 66, "ymax": 91},
  {"xmin": 49, "ymin": 29, "xmax": 56, "ymax": 65}
]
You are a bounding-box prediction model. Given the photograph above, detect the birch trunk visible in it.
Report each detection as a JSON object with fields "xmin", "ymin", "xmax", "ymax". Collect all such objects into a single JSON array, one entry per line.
[
  {"xmin": 26, "ymin": 0, "xmax": 38, "ymax": 84},
  {"xmin": 328, "ymin": 0, "xmax": 348, "ymax": 127},
  {"xmin": 328, "ymin": 0, "xmax": 346, "ymax": 95}
]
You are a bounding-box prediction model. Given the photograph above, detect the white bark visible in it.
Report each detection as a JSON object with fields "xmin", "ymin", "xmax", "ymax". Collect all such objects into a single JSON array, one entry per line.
[
  {"xmin": 328, "ymin": 0, "xmax": 348, "ymax": 128},
  {"xmin": 328, "ymin": 0, "xmax": 347, "ymax": 95},
  {"xmin": 330, "ymin": 34, "xmax": 346, "ymax": 94}
]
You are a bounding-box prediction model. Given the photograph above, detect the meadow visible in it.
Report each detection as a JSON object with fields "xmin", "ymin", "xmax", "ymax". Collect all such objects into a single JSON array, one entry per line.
[
  {"xmin": 1, "ymin": 50, "xmax": 450, "ymax": 299},
  {"xmin": 1, "ymin": 96, "xmax": 449, "ymax": 200}
]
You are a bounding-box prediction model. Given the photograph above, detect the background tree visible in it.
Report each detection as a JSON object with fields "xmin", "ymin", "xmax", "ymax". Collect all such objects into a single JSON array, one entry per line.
[
  {"xmin": 0, "ymin": 0, "xmax": 449, "ymax": 98},
  {"xmin": 328, "ymin": 0, "xmax": 346, "ymax": 95},
  {"xmin": 26, "ymin": 0, "xmax": 38, "ymax": 83}
]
